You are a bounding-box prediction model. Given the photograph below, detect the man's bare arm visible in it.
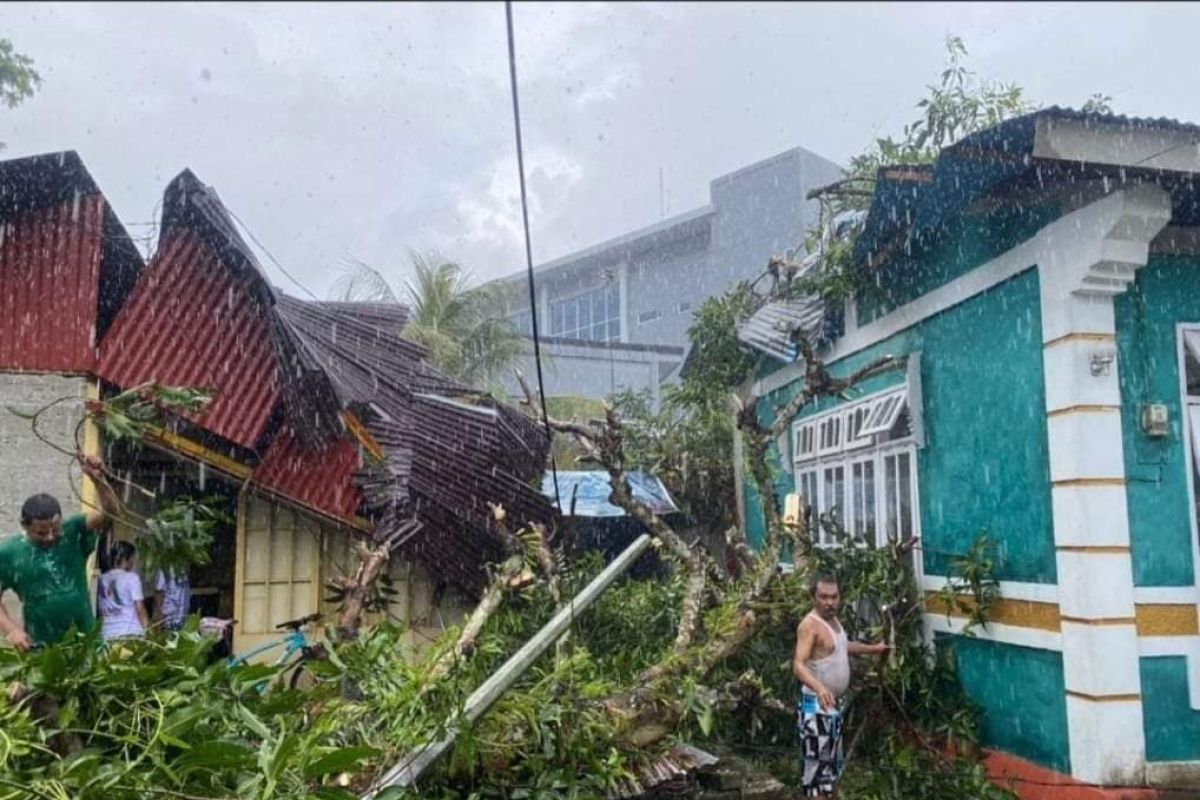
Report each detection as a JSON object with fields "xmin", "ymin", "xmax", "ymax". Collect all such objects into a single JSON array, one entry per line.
[
  {"xmin": 847, "ymin": 640, "xmax": 890, "ymax": 656},
  {"xmin": 0, "ymin": 599, "xmax": 32, "ymax": 652},
  {"xmin": 79, "ymin": 455, "xmax": 120, "ymax": 532}
]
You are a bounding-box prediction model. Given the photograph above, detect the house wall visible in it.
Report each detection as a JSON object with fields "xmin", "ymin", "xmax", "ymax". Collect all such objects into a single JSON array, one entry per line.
[
  {"xmin": 234, "ymin": 491, "xmax": 470, "ymax": 660},
  {"xmin": 745, "ymin": 185, "xmax": 1200, "ymax": 785},
  {"xmin": 0, "ymin": 372, "xmax": 90, "ymax": 636},
  {"xmin": 502, "ymin": 339, "xmax": 684, "ymax": 406},
  {"xmin": 1113, "ymin": 253, "xmax": 1200, "ymax": 763}
]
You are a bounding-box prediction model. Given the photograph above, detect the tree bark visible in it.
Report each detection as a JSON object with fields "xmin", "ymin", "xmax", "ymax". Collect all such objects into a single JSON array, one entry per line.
[{"xmin": 337, "ymin": 542, "xmax": 391, "ymax": 641}]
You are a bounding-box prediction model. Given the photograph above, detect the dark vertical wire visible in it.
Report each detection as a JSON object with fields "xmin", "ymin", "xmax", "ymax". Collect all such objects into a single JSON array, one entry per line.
[{"xmin": 505, "ymin": 0, "xmax": 562, "ymax": 512}]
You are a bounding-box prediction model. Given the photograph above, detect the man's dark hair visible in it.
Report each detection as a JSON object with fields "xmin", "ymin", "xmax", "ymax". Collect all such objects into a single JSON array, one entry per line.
[
  {"xmin": 809, "ymin": 571, "xmax": 839, "ymax": 595},
  {"xmin": 20, "ymin": 493, "xmax": 62, "ymax": 525}
]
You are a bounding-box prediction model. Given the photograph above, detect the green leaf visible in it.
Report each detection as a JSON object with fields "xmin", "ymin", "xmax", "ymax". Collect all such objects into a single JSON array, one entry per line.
[
  {"xmin": 175, "ymin": 740, "xmax": 256, "ymax": 772},
  {"xmin": 303, "ymin": 745, "xmax": 381, "ymax": 779},
  {"xmin": 236, "ymin": 703, "xmax": 272, "ymax": 740}
]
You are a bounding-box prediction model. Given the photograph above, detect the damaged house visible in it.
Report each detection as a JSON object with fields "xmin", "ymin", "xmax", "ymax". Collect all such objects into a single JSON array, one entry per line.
[
  {"xmin": 0, "ymin": 151, "xmax": 554, "ymax": 654},
  {"xmin": 740, "ymin": 108, "xmax": 1200, "ymax": 796}
]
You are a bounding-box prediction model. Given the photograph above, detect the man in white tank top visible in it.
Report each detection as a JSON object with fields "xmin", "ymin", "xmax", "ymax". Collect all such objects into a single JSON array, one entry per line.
[{"xmin": 792, "ymin": 572, "xmax": 889, "ymax": 797}]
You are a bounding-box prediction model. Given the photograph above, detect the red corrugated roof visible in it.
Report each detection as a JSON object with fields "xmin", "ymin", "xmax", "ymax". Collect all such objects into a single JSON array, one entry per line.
[
  {"xmin": 254, "ymin": 424, "xmax": 363, "ymax": 521},
  {"xmin": 96, "ymin": 229, "xmax": 281, "ymax": 450},
  {"xmin": 0, "ymin": 193, "xmax": 105, "ymax": 372}
]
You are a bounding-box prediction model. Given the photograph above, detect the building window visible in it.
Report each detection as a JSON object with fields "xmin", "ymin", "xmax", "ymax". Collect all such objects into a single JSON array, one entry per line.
[
  {"xmin": 793, "ymin": 385, "xmax": 917, "ymax": 548},
  {"xmin": 1181, "ymin": 328, "xmax": 1200, "ymax": 528},
  {"xmin": 638, "ymin": 310, "xmax": 663, "ymax": 325},
  {"xmin": 510, "ymin": 309, "xmax": 533, "ymax": 337},
  {"xmin": 549, "ymin": 283, "xmax": 620, "ymax": 342}
]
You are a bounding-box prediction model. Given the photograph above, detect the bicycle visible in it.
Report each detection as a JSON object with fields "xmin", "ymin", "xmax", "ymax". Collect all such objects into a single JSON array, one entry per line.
[{"xmin": 227, "ymin": 612, "xmax": 328, "ymax": 691}]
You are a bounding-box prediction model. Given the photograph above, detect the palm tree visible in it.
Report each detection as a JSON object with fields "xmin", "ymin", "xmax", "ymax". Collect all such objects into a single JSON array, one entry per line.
[{"xmin": 330, "ymin": 251, "xmax": 525, "ymax": 390}]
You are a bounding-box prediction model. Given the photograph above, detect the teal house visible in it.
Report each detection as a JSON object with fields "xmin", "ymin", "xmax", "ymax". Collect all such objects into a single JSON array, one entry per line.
[{"xmin": 738, "ymin": 108, "xmax": 1200, "ymax": 794}]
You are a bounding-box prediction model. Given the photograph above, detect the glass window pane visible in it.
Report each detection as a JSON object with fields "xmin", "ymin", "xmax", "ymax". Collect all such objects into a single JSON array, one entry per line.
[
  {"xmin": 884, "ymin": 454, "xmax": 898, "ymax": 541},
  {"xmin": 864, "ymin": 460, "xmax": 876, "ymax": 544},
  {"xmin": 607, "ymin": 320, "xmax": 620, "ymax": 341},
  {"xmin": 564, "ymin": 300, "xmax": 577, "ymax": 332},
  {"xmin": 899, "ymin": 452, "xmax": 913, "ymax": 540}
]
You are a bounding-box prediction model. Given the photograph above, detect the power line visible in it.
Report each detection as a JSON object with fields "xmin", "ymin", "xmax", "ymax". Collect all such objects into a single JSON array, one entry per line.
[
  {"xmin": 224, "ymin": 205, "xmax": 323, "ymax": 303},
  {"xmin": 505, "ymin": 0, "xmax": 562, "ymax": 513}
]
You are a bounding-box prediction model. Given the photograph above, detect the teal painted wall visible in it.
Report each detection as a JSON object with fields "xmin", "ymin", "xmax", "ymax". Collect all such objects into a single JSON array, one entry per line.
[
  {"xmin": 858, "ymin": 204, "xmax": 1059, "ymax": 324},
  {"xmin": 750, "ymin": 268, "xmax": 1055, "ymax": 582},
  {"xmin": 941, "ymin": 635, "xmax": 1071, "ymax": 772},
  {"xmin": 1115, "ymin": 255, "xmax": 1200, "ymax": 587},
  {"xmin": 1140, "ymin": 656, "xmax": 1200, "ymax": 762}
]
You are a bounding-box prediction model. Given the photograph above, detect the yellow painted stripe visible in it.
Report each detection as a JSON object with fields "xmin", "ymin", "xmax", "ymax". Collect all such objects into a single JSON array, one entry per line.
[
  {"xmin": 1056, "ymin": 545, "xmax": 1131, "ymax": 554},
  {"xmin": 925, "ymin": 592, "xmax": 1061, "ymax": 632},
  {"xmin": 1046, "ymin": 405, "xmax": 1120, "ymax": 418},
  {"xmin": 1043, "ymin": 332, "xmax": 1116, "ymax": 348},
  {"xmin": 1065, "ymin": 690, "xmax": 1141, "ymax": 703},
  {"xmin": 1051, "ymin": 477, "xmax": 1126, "ymax": 488},
  {"xmin": 145, "ymin": 427, "xmax": 254, "ymax": 480},
  {"xmin": 1059, "ymin": 615, "xmax": 1136, "ymax": 627},
  {"xmin": 1135, "ymin": 604, "xmax": 1200, "ymax": 637},
  {"xmin": 343, "ymin": 411, "xmax": 384, "ymax": 461}
]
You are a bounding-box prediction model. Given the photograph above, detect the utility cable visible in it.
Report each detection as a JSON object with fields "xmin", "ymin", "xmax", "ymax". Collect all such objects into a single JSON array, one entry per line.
[{"xmin": 505, "ymin": 0, "xmax": 562, "ymax": 512}]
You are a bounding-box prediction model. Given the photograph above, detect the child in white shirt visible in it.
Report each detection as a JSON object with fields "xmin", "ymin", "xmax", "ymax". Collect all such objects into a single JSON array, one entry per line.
[{"xmin": 97, "ymin": 541, "xmax": 149, "ymax": 640}]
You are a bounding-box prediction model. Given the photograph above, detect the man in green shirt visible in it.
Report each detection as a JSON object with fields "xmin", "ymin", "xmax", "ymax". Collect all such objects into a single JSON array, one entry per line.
[{"xmin": 0, "ymin": 455, "xmax": 119, "ymax": 650}]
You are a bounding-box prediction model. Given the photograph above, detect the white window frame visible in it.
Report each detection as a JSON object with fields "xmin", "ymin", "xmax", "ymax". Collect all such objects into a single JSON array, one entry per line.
[
  {"xmin": 790, "ymin": 383, "xmax": 920, "ymax": 551},
  {"xmin": 794, "ymin": 421, "xmax": 818, "ymax": 461},
  {"xmin": 549, "ymin": 283, "xmax": 621, "ymax": 342},
  {"xmin": 1176, "ymin": 325, "xmax": 1200, "ymax": 605}
]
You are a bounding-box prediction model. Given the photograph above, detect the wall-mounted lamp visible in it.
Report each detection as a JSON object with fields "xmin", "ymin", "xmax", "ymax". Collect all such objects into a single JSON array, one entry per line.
[{"xmin": 1090, "ymin": 347, "xmax": 1116, "ymax": 377}]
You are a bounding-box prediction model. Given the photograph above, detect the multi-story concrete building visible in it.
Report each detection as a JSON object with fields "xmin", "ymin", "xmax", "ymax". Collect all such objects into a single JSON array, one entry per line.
[{"xmin": 493, "ymin": 145, "xmax": 844, "ymax": 404}]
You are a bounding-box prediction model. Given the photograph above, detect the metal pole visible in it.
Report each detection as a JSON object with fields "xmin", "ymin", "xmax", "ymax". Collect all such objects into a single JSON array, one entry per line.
[{"xmin": 364, "ymin": 533, "xmax": 654, "ymax": 796}]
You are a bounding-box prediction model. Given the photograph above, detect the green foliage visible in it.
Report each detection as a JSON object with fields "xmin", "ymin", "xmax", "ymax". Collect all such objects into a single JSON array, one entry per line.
[
  {"xmin": 1081, "ymin": 92, "xmax": 1115, "ymax": 115},
  {"xmin": 331, "ymin": 252, "xmax": 524, "ymax": 391},
  {"xmin": 931, "ymin": 535, "xmax": 1002, "ymax": 633},
  {"xmin": 611, "ymin": 282, "xmax": 758, "ymax": 542},
  {"xmin": 88, "ymin": 383, "xmax": 212, "ymax": 444},
  {"xmin": 0, "ymin": 38, "xmax": 39, "ymax": 151},
  {"xmin": 136, "ymin": 496, "xmax": 229, "ymax": 577},
  {"xmin": 838, "ymin": 35, "xmax": 1031, "ymax": 216}
]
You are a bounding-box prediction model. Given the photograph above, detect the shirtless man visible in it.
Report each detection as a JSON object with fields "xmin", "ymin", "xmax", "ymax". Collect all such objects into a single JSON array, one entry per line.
[{"xmin": 792, "ymin": 572, "xmax": 889, "ymax": 798}]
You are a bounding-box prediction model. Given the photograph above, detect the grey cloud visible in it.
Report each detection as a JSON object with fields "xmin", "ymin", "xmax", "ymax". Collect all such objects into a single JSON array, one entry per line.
[{"xmin": 4, "ymin": 2, "xmax": 1200, "ymax": 295}]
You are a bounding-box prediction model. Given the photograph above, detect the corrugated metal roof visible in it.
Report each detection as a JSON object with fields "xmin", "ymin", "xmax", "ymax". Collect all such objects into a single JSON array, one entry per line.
[
  {"xmin": 545, "ymin": 470, "xmax": 679, "ymax": 518},
  {"xmin": 737, "ymin": 246, "xmax": 835, "ymax": 363},
  {"xmin": 253, "ymin": 424, "xmax": 363, "ymax": 521},
  {"xmin": 0, "ymin": 151, "xmax": 145, "ymax": 374},
  {"xmin": 97, "ymin": 228, "xmax": 282, "ymax": 450},
  {"xmin": 3, "ymin": 151, "xmax": 555, "ymax": 591},
  {"xmin": 0, "ymin": 193, "xmax": 105, "ymax": 372}
]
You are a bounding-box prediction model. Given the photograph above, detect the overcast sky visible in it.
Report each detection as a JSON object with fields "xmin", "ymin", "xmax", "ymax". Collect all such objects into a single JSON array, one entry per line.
[{"xmin": 5, "ymin": 2, "xmax": 1200, "ymax": 296}]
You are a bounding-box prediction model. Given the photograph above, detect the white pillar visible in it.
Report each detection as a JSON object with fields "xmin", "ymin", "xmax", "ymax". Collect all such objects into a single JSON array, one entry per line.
[{"xmin": 1037, "ymin": 184, "xmax": 1172, "ymax": 785}]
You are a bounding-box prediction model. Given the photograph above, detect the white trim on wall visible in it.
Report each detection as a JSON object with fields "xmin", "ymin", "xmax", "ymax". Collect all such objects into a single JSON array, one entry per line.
[{"xmin": 918, "ymin": 574, "xmax": 1060, "ymax": 605}]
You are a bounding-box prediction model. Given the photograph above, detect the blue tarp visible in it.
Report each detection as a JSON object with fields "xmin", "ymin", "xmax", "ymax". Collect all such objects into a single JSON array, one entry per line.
[{"xmin": 542, "ymin": 470, "xmax": 679, "ymax": 517}]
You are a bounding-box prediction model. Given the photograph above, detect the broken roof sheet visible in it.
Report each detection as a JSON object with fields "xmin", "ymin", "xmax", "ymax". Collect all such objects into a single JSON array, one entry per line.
[{"xmin": 545, "ymin": 470, "xmax": 679, "ymax": 518}]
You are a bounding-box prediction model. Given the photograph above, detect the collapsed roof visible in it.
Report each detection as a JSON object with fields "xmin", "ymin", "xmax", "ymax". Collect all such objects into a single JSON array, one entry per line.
[{"xmin": 1, "ymin": 150, "xmax": 555, "ymax": 595}]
